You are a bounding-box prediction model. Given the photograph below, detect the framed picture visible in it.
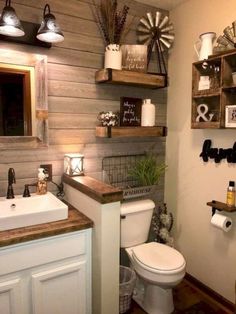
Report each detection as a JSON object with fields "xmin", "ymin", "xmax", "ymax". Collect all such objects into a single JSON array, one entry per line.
[
  {"xmin": 121, "ymin": 45, "xmax": 147, "ymax": 73},
  {"xmin": 120, "ymin": 97, "xmax": 142, "ymax": 126},
  {"xmin": 225, "ymin": 105, "xmax": 236, "ymax": 127}
]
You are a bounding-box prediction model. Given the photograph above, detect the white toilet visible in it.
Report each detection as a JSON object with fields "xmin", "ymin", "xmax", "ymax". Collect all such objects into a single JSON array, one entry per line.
[{"xmin": 120, "ymin": 199, "xmax": 186, "ymax": 314}]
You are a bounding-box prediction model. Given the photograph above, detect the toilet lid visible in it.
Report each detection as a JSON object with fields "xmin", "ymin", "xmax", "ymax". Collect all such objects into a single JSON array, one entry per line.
[{"xmin": 132, "ymin": 242, "xmax": 185, "ymax": 272}]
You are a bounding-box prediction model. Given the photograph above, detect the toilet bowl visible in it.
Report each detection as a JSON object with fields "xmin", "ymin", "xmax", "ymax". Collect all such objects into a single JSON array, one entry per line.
[
  {"xmin": 126, "ymin": 242, "xmax": 186, "ymax": 314},
  {"xmin": 127, "ymin": 242, "xmax": 186, "ymax": 286},
  {"xmin": 120, "ymin": 200, "xmax": 186, "ymax": 314}
]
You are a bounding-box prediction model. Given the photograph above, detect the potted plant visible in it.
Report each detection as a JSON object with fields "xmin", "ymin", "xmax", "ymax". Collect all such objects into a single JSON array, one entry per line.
[
  {"xmin": 92, "ymin": 0, "xmax": 131, "ymax": 69},
  {"xmin": 128, "ymin": 152, "xmax": 167, "ymax": 187}
]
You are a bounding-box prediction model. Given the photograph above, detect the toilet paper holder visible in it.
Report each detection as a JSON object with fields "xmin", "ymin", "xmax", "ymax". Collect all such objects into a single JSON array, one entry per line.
[
  {"xmin": 211, "ymin": 200, "xmax": 221, "ymax": 216},
  {"xmin": 207, "ymin": 199, "xmax": 236, "ymax": 216}
]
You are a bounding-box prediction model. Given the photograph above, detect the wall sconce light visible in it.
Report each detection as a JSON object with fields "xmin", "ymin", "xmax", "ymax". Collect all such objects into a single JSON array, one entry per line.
[
  {"xmin": 0, "ymin": 0, "xmax": 25, "ymax": 37},
  {"xmin": 37, "ymin": 4, "xmax": 64, "ymax": 43},
  {"xmin": 0, "ymin": 2, "xmax": 64, "ymax": 48},
  {"xmin": 64, "ymin": 154, "xmax": 84, "ymax": 176}
]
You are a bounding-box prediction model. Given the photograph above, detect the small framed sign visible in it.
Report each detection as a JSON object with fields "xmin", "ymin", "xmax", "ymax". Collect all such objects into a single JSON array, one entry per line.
[
  {"xmin": 225, "ymin": 105, "xmax": 236, "ymax": 127},
  {"xmin": 120, "ymin": 97, "xmax": 142, "ymax": 126},
  {"xmin": 121, "ymin": 45, "xmax": 147, "ymax": 73},
  {"xmin": 198, "ymin": 76, "xmax": 210, "ymax": 91}
]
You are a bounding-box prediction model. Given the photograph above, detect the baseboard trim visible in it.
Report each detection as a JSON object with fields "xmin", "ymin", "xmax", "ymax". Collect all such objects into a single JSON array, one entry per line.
[{"xmin": 185, "ymin": 273, "xmax": 235, "ymax": 313}]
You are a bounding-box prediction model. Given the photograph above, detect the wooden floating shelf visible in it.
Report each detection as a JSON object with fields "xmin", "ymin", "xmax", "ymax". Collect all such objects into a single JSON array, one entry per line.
[
  {"xmin": 96, "ymin": 126, "xmax": 167, "ymax": 138},
  {"xmin": 207, "ymin": 200, "xmax": 236, "ymax": 213},
  {"xmin": 95, "ymin": 69, "xmax": 167, "ymax": 89}
]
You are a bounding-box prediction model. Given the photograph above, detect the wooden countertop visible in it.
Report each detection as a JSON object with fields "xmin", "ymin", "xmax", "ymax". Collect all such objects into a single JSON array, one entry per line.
[
  {"xmin": 0, "ymin": 204, "xmax": 93, "ymax": 248},
  {"xmin": 62, "ymin": 174, "xmax": 123, "ymax": 204}
]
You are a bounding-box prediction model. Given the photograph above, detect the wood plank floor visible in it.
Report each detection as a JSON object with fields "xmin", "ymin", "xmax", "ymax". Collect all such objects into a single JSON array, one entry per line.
[{"xmin": 128, "ymin": 278, "xmax": 234, "ymax": 314}]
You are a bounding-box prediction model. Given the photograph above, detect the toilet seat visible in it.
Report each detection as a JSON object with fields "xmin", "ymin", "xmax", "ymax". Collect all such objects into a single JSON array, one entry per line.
[{"xmin": 131, "ymin": 242, "xmax": 186, "ymax": 274}]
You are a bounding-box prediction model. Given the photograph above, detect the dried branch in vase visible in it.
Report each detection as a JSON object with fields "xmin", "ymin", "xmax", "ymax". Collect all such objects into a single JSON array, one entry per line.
[{"xmin": 92, "ymin": 0, "xmax": 130, "ymax": 46}]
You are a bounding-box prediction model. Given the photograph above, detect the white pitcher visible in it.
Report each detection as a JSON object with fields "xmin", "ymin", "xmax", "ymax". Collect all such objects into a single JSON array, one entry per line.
[{"xmin": 194, "ymin": 32, "xmax": 216, "ymax": 60}]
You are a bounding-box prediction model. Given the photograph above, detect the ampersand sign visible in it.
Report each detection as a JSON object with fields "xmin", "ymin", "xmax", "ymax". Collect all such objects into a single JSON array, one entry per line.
[{"xmin": 196, "ymin": 104, "xmax": 214, "ymax": 122}]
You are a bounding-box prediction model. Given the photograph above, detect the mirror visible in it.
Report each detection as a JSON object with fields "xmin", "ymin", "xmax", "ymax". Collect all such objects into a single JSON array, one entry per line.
[{"xmin": 0, "ymin": 49, "xmax": 48, "ymax": 149}]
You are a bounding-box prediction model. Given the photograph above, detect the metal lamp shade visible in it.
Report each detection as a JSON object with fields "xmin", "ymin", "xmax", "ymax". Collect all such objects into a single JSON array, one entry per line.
[
  {"xmin": 36, "ymin": 5, "xmax": 64, "ymax": 43},
  {"xmin": 64, "ymin": 154, "xmax": 84, "ymax": 176},
  {"xmin": 0, "ymin": 1, "xmax": 25, "ymax": 37}
]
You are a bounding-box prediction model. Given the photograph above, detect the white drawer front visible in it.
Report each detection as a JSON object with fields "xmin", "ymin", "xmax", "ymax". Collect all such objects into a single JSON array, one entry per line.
[{"xmin": 0, "ymin": 231, "xmax": 88, "ymax": 275}]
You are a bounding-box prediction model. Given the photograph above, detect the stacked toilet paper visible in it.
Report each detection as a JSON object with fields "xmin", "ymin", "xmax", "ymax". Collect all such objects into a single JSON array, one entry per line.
[{"xmin": 211, "ymin": 212, "xmax": 232, "ymax": 232}]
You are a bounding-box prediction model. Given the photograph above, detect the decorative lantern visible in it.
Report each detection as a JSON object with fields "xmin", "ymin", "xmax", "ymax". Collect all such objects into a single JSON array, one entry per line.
[{"xmin": 64, "ymin": 153, "xmax": 84, "ymax": 176}]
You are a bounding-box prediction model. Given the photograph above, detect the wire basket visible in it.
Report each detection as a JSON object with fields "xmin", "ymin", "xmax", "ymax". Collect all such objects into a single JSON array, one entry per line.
[
  {"xmin": 102, "ymin": 154, "xmax": 155, "ymax": 199},
  {"xmin": 119, "ymin": 266, "xmax": 136, "ymax": 313}
]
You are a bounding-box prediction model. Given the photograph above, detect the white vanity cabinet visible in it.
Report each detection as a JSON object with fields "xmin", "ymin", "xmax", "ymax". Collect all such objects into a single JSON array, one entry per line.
[{"xmin": 0, "ymin": 229, "xmax": 92, "ymax": 314}]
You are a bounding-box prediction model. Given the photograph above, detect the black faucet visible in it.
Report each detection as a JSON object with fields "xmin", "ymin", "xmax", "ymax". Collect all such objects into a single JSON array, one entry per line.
[
  {"xmin": 7, "ymin": 168, "xmax": 16, "ymax": 199},
  {"xmin": 23, "ymin": 183, "xmax": 37, "ymax": 197}
]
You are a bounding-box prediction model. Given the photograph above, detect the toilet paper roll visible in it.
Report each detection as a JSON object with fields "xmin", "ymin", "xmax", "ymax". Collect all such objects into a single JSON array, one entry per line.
[{"xmin": 211, "ymin": 213, "xmax": 232, "ymax": 232}]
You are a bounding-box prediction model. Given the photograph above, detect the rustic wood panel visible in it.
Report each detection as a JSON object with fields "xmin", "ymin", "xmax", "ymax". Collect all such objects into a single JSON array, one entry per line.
[
  {"xmin": 48, "ymin": 96, "xmax": 167, "ymax": 116},
  {"xmin": 0, "ymin": 145, "xmax": 85, "ymax": 163},
  {"xmin": 49, "ymin": 113, "xmax": 98, "ymax": 129},
  {"xmin": 0, "ymin": 0, "xmax": 168, "ymax": 204},
  {"xmin": 0, "ymin": 161, "xmax": 63, "ymax": 180},
  {"xmin": 49, "ymin": 97, "xmax": 120, "ymax": 113},
  {"xmin": 56, "ymin": 32, "xmax": 104, "ymax": 53},
  {"xmin": 48, "ymin": 80, "xmax": 167, "ymax": 102},
  {"xmin": 83, "ymin": 141, "xmax": 166, "ymax": 157},
  {"xmin": 48, "ymin": 64, "xmax": 97, "ymax": 83},
  {"xmin": 49, "ymin": 129, "xmax": 96, "ymax": 145},
  {"xmin": 80, "ymin": 0, "xmax": 168, "ymax": 18}
]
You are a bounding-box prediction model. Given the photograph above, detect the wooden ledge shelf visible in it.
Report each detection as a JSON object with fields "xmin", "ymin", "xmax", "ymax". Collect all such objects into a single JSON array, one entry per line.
[
  {"xmin": 207, "ymin": 200, "xmax": 236, "ymax": 213},
  {"xmin": 95, "ymin": 69, "xmax": 167, "ymax": 89},
  {"xmin": 96, "ymin": 126, "xmax": 167, "ymax": 138},
  {"xmin": 62, "ymin": 174, "xmax": 123, "ymax": 204}
]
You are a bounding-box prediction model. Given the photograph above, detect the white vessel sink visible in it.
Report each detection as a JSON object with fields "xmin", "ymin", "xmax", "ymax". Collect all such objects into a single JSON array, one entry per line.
[{"xmin": 0, "ymin": 192, "xmax": 68, "ymax": 231}]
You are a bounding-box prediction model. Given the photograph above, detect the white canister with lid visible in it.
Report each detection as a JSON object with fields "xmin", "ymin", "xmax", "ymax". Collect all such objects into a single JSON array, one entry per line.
[{"xmin": 141, "ymin": 99, "xmax": 155, "ymax": 126}]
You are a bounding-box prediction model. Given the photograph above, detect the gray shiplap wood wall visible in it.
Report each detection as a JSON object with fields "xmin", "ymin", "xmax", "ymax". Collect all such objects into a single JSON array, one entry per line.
[{"xmin": 0, "ymin": 0, "xmax": 168, "ymax": 200}]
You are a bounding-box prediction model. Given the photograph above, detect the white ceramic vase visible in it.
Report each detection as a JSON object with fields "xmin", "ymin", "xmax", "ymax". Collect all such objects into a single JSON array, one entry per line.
[
  {"xmin": 104, "ymin": 44, "xmax": 122, "ymax": 70},
  {"xmin": 141, "ymin": 99, "xmax": 156, "ymax": 126}
]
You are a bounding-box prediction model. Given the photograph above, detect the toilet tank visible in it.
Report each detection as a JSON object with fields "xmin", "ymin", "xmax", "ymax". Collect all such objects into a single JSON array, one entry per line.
[{"xmin": 120, "ymin": 199, "xmax": 155, "ymax": 248}]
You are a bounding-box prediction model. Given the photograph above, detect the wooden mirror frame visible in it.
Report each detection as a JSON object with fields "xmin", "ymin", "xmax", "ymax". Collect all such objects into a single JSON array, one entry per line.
[{"xmin": 0, "ymin": 49, "xmax": 48, "ymax": 149}]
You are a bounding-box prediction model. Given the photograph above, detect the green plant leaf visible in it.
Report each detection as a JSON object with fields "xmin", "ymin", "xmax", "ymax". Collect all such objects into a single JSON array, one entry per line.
[{"xmin": 128, "ymin": 153, "xmax": 167, "ymax": 186}]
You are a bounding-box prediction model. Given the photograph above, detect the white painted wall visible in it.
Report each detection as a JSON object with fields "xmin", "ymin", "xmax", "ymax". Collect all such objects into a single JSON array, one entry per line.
[{"xmin": 166, "ymin": 0, "xmax": 236, "ymax": 303}]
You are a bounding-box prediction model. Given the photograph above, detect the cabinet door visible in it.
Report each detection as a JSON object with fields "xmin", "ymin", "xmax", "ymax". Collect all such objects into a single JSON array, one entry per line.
[
  {"xmin": 32, "ymin": 261, "xmax": 86, "ymax": 314},
  {"xmin": 0, "ymin": 278, "xmax": 23, "ymax": 314}
]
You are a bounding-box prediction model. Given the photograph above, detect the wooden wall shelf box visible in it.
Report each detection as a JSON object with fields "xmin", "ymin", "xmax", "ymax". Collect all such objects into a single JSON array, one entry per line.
[
  {"xmin": 192, "ymin": 49, "xmax": 236, "ymax": 129},
  {"xmin": 207, "ymin": 200, "xmax": 236, "ymax": 213},
  {"xmin": 95, "ymin": 69, "xmax": 167, "ymax": 89},
  {"xmin": 96, "ymin": 126, "xmax": 167, "ymax": 138}
]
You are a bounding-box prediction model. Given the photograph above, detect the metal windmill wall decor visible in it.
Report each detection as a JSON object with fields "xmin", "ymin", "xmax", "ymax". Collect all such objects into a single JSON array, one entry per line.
[{"xmin": 137, "ymin": 11, "xmax": 174, "ymax": 78}]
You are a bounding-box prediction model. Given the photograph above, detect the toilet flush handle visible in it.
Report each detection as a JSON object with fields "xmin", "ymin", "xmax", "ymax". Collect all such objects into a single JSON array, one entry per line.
[{"xmin": 120, "ymin": 215, "xmax": 126, "ymax": 219}]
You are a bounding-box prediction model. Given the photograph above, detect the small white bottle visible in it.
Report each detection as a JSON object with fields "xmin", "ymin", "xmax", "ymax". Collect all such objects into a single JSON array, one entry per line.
[{"xmin": 141, "ymin": 99, "xmax": 156, "ymax": 126}]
